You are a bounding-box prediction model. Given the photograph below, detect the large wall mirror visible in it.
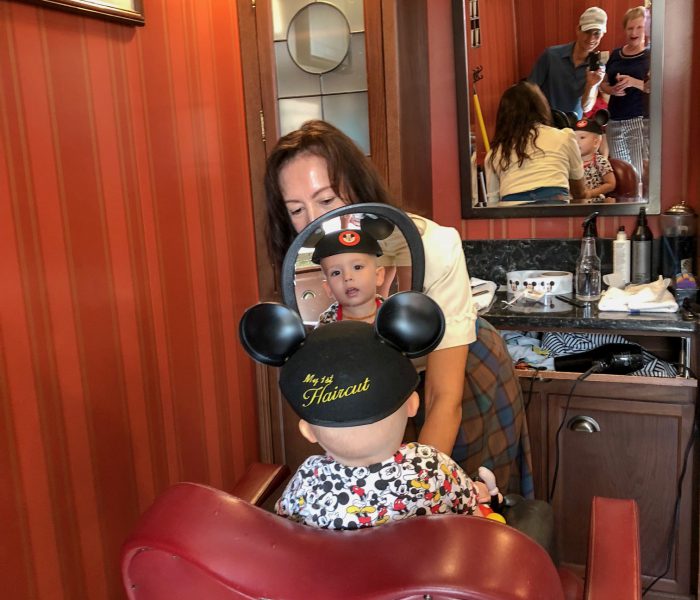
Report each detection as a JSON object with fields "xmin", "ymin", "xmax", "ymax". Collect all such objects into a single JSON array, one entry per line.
[{"xmin": 452, "ymin": 0, "xmax": 662, "ymax": 218}]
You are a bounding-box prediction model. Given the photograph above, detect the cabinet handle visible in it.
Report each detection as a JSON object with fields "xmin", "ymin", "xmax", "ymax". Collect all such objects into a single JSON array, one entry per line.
[{"xmin": 567, "ymin": 415, "xmax": 601, "ymax": 433}]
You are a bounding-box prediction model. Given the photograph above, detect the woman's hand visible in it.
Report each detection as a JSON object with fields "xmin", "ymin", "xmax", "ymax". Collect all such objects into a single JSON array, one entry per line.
[
  {"xmin": 609, "ymin": 74, "xmax": 644, "ymax": 96},
  {"xmin": 418, "ymin": 345, "xmax": 468, "ymax": 455}
]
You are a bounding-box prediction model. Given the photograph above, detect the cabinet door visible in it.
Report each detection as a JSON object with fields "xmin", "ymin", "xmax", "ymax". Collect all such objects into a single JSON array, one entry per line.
[{"xmin": 546, "ymin": 383, "xmax": 694, "ymax": 597}]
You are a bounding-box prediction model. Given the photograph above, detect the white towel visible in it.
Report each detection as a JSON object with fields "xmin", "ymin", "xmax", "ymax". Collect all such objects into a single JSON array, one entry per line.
[
  {"xmin": 470, "ymin": 277, "xmax": 498, "ymax": 312},
  {"xmin": 598, "ymin": 276, "xmax": 679, "ymax": 312}
]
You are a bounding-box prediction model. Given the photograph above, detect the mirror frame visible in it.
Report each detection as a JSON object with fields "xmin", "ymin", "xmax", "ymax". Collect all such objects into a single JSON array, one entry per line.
[
  {"xmin": 452, "ymin": 0, "xmax": 663, "ymax": 219},
  {"xmin": 281, "ymin": 203, "xmax": 426, "ymax": 315}
]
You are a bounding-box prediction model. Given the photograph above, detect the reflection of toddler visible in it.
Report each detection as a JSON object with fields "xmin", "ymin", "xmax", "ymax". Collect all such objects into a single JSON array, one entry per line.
[
  {"xmin": 312, "ymin": 229, "xmax": 385, "ymax": 325},
  {"xmin": 573, "ymin": 113, "xmax": 616, "ymax": 201}
]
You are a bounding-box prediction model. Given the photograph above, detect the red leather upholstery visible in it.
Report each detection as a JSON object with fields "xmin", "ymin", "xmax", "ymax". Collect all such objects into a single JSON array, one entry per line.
[
  {"xmin": 225, "ymin": 461, "xmax": 289, "ymax": 506},
  {"xmin": 609, "ymin": 158, "xmax": 640, "ymax": 199},
  {"xmin": 121, "ymin": 470, "xmax": 641, "ymax": 600},
  {"xmin": 585, "ymin": 497, "xmax": 641, "ymax": 600}
]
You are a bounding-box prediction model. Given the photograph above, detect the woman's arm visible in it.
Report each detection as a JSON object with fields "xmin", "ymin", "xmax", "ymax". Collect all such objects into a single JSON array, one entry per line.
[
  {"xmin": 413, "ymin": 219, "xmax": 474, "ymax": 454},
  {"xmin": 418, "ymin": 345, "xmax": 468, "ymax": 454},
  {"xmin": 569, "ymin": 177, "xmax": 587, "ymax": 200}
]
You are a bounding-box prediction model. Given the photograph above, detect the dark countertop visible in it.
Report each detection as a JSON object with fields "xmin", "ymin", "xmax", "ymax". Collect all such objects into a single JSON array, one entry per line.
[{"xmin": 482, "ymin": 291, "xmax": 697, "ymax": 335}]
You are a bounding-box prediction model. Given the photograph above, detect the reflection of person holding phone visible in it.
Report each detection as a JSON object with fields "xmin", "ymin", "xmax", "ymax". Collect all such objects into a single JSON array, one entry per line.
[
  {"xmin": 528, "ymin": 7, "xmax": 608, "ymax": 118},
  {"xmin": 600, "ymin": 6, "xmax": 650, "ymax": 186}
]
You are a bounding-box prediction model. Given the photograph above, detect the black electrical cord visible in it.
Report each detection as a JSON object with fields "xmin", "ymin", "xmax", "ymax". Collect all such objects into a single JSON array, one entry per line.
[
  {"xmin": 548, "ymin": 362, "xmax": 603, "ymax": 503},
  {"xmin": 641, "ymin": 414, "xmax": 698, "ymax": 595},
  {"xmin": 671, "ymin": 362, "xmax": 697, "ymax": 380},
  {"xmin": 523, "ymin": 366, "xmax": 546, "ymax": 412}
]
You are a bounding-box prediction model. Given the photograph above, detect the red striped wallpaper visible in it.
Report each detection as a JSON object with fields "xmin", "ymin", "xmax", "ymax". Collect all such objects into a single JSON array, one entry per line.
[{"xmin": 0, "ymin": 1, "xmax": 260, "ymax": 598}]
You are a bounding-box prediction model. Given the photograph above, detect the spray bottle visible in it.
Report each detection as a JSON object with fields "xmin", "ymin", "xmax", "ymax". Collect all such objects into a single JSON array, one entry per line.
[{"xmin": 576, "ymin": 212, "xmax": 601, "ymax": 302}]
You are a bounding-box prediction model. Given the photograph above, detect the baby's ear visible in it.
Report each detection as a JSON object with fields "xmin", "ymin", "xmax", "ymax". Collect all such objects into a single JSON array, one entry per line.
[
  {"xmin": 298, "ymin": 420, "xmax": 318, "ymax": 444},
  {"xmin": 375, "ymin": 291, "xmax": 445, "ymax": 358},
  {"xmin": 375, "ymin": 265, "xmax": 386, "ymax": 289},
  {"xmin": 360, "ymin": 214, "xmax": 395, "ymax": 240},
  {"xmin": 239, "ymin": 303, "xmax": 306, "ymax": 366}
]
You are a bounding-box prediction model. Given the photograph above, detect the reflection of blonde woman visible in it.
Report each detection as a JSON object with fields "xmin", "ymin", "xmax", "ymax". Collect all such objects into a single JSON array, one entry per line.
[{"xmin": 600, "ymin": 6, "xmax": 650, "ymax": 185}]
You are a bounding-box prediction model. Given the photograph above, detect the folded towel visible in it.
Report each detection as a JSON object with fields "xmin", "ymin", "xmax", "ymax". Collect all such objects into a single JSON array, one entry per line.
[
  {"xmin": 598, "ymin": 276, "xmax": 679, "ymax": 312},
  {"xmin": 470, "ymin": 277, "xmax": 498, "ymax": 312}
]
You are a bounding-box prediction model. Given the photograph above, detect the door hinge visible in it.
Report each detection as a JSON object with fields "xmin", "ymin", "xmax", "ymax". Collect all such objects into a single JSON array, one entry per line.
[
  {"xmin": 251, "ymin": 0, "xmax": 256, "ymax": 7},
  {"xmin": 259, "ymin": 110, "xmax": 266, "ymax": 143}
]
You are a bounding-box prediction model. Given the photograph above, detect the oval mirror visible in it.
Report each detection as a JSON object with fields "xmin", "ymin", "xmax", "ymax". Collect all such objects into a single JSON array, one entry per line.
[
  {"xmin": 287, "ymin": 2, "xmax": 351, "ymax": 75},
  {"xmin": 281, "ymin": 204, "xmax": 425, "ymax": 324}
]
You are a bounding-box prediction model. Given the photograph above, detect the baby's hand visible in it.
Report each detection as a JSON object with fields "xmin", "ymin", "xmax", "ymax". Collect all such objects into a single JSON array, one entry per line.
[{"xmin": 473, "ymin": 480, "xmax": 491, "ymax": 504}]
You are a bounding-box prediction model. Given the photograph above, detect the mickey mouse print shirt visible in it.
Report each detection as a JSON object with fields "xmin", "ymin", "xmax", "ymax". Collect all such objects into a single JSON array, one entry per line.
[{"xmin": 275, "ymin": 442, "xmax": 480, "ymax": 529}]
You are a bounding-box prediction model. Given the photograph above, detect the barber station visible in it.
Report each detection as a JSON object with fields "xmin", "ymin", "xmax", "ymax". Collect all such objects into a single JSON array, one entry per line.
[{"xmin": 4, "ymin": 1, "xmax": 698, "ymax": 599}]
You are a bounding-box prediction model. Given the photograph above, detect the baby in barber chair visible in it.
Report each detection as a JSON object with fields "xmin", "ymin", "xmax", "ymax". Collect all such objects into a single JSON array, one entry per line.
[
  {"xmin": 238, "ymin": 293, "xmax": 503, "ymax": 530},
  {"xmin": 573, "ymin": 110, "xmax": 617, "ymax": 202},
  {"xmin": 312, "ymin": 227, "xmax": 387, "ymax": 326}
]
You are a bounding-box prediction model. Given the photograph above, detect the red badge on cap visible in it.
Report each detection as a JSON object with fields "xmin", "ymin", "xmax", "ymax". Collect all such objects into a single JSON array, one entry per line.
[
  {"xmin": 576, "ymin": 119, "xmax": 587, "ymax": 129},
  {"xmin": 338, "ymin": 231, "xmax": 361, "ymax": 246}
]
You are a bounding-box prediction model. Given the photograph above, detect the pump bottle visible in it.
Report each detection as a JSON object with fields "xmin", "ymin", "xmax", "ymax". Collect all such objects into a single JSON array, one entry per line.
[
  {"xmin": 612, "ymin": 226, "xmax": 631, "ymax": 286},
  {"xmin": 631, "ymin": 207, "xmax": 653, "ymax": 283},
  {"xmin": 575, "ymin": 212, "xmax": 601, "ymax": 301}
]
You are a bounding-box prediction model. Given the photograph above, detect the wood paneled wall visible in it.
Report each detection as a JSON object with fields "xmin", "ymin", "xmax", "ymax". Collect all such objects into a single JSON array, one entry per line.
[{"xmin": 0, "ymin": 2, "xmax": 261, "ymax": 598}]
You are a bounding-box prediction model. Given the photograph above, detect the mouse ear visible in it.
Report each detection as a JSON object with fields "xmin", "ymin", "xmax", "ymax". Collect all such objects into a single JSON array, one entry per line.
[
  {"xmin": 550, "ymin": 109, "xmax": 570, "ymax": 130},
  {"xmin": 303, "ymin": 227, "xmax": 326, "ymax": 249},
  {"xmin": 360, "ymin": 214, "xmax": 395, "ymax": 241},
  {"xmin": 565, "ymin": 112, "xmax": 580, "ymax": 128},
  {"xmin": 594, "ymin": 108, "xmax": 609, "ymax": 127},
  {"xmin": 239, "ymin": 303, "xmax": 306, "ymax": 366},
  {"xmin": 375, "ymin": 292, "xmax": 445, "ymax": 358}
]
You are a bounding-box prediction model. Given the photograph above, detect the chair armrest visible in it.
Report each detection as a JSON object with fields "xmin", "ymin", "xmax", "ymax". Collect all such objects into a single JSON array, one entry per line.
[
  {"xmin": 584, "ymin": 496, "xmax": 641, "ymax": 600},
  {"xmin": 230, "ymin": 462, "xmax": 289, "ymax": 506}
]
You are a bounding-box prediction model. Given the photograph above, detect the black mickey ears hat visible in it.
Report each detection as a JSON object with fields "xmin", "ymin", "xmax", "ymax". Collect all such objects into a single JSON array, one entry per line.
[
  {"xmin": 238, "ymin": 291, "xmax": 445, "ymax": 427},
  {"xmin": 551, "ymin": 109, "xmax": 580, "ymax": 130},
  {"xmin": 311, "ymin": 229, "xmax": 383, "ymax": 264},
  {"xmin": 573, "ymin": 109, "xmax": 610, "ymax": 135},
  {"xmin": 309, "ymin": 216, "xmax": 394, "ymax": 264},
  {"xmin": 280, "ymin": 320, "xmax": 419, "ymax": 427}
]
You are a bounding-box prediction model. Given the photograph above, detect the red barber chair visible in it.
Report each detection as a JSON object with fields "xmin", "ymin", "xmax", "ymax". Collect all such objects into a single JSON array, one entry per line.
[
  {"xmin": 121, "ymin": 463, "xmax": 640, "ymax": 600},
  {"xmin": 609, "ymin": 157, "xmax": 641, "ymax": 199}
]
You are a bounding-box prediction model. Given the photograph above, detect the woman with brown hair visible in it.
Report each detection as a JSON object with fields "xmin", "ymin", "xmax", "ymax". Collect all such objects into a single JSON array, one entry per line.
[
  {"xmin": 485, "ymin": 81, "xmax": 586, "ymax": 205},
  {"xmin": 263, "ymin": 119, "xmax": 533, "ymax": 496}
]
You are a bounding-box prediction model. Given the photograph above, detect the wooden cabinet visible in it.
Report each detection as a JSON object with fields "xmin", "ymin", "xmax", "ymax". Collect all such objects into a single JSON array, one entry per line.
[{"xmin": 520, "ymin": 372, "xmax": 696, "ymax": 599}]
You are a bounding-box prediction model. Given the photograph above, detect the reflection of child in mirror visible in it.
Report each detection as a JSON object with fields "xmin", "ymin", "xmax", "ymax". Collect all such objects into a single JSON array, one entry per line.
[
  {"xmin": 312, "ymin": 229, "xmax": 386, "ymax": 325},
  {"xmin": 573, "ymin": 111, "xmax": 616, "ymax": 202}
]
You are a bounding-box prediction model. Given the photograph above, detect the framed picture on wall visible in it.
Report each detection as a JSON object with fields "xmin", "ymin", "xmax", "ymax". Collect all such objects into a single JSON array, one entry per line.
[{"xmin": 23, "ymin": 0, "xmax": 145, "ymax": 26}]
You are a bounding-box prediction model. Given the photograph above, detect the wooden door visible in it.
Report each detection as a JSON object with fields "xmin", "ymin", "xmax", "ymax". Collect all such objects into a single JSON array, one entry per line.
[{"xmin": 546, "ymin": 381, "xmax": 695, "ymax": 598}]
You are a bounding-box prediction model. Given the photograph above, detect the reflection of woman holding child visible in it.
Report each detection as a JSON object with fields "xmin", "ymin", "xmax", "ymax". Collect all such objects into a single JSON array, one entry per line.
[
  {"xmin": 264, "ymin": 119, "xmax": 533, "ymax": 496},
  {"xmin": 485, "ymin": 81, "xmax": 586, "ymax": 205},
  {"xmin": 600, "ymin": 6, "xmax": 650, "ymax": 183}
]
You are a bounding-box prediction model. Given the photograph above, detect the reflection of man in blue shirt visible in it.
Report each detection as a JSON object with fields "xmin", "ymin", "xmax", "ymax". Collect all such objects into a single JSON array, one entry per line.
[{"xmin": 529, "ymin": 7, "xmax": 607, "ymax": 118}]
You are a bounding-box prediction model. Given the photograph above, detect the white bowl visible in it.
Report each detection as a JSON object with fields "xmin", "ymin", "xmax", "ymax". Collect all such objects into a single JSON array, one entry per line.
[{"xmin": 506, "ymin": 270, "xmax": 573, "ymax": 295}]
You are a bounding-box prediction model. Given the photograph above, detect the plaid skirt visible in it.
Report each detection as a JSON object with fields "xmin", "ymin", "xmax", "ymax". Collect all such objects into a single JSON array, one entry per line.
[{"xmin": 414, "ymin": 317, "xmax": 534, "ymax": 498}]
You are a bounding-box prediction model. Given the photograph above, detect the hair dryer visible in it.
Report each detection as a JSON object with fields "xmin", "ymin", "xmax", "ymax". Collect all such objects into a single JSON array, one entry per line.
[{"xmin": 554, "ymin": 343, "xmax": 644, "ymax": 375}]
